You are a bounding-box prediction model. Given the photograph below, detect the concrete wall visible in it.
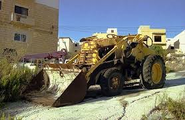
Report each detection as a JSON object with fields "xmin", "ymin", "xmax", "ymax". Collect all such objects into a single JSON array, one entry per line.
[
  {"xmin": 173, "ymin": 30, "xmax": 185, "ymax": 53},
  {"xmin": 28, "ymin": 2, "xmax": 58, "ymax": 54},
  {"xmin": 107, "ymin": 28, "xmax": 118, "ymax": 35},
  {"xmin": 138, "ymin": 26, "xmax": 167, "ymax": 49},
  {"xmin": 0, "ymin": 0, "xmax": 58, "ymax": 57}
]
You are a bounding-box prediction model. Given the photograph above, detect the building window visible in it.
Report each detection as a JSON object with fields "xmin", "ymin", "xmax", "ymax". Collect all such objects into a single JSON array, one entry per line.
[
  {"xmin": 0, "ymin": 1, "xmax": 2, "ymax": 10},
  {"xmin": 154, "ymin": 36, "xmax": 162, "ymax": 42},
  {"xmin": 75, "ymin": 43, "xmax": 78, "ymax": 47},
  {"xmin": 111, "ymin": 30, "xmax": 114, "ymax": 33},
  {"xmin": 14, "ymin": 33, "xmax": 21, "ymax": 41},
  {"xmin": 15, "ymin": 5, "xmax": 28, "ymax": 16},
  {"xmin": 21, "ymin": 34, "xmax": 27, "ymax": 42},
  {"xmin": 14, "ymin": 33, "xmax": 27, "ymax": 42}
]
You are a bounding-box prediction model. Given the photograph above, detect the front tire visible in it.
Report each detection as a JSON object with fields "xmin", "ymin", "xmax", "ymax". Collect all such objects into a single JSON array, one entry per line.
[
  {"xmin": 100, "ymin": 69, "xmax": 124, "ymax": 96},
  {"xmin": 141, "ymin": 55, "xmax": 166, "ymax": 89}
]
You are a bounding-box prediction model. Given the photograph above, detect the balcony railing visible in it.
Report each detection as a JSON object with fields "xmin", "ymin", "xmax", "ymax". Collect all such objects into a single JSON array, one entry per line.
[{"xmin": 11, "ymin": 13, "xmax": 35, "ymax": 26}]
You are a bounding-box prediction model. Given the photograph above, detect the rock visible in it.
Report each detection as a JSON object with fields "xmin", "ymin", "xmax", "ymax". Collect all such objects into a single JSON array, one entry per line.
[
  {"xmin": 182, "ymin": 56, "xmax": 185, "ymax": 60},
  {"xmin": 166, "ymin": 53, "xmax": 171, "ymax": 58}
]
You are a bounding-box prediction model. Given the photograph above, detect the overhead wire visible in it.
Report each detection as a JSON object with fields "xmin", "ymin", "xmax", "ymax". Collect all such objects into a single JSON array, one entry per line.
[
  {"xmin": 59, "ymin": 25, "xmax": 185, "ymax": 38},
  {"xmin": 59, "ymin": 25, "xmax": 185, "ymax": 31}
]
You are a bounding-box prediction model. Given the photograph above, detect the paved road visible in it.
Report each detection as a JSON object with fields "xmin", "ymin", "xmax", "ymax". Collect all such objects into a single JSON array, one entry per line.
[{"xmin": 1, "ymin": 71, "xmax": 185, "ymax": 120}]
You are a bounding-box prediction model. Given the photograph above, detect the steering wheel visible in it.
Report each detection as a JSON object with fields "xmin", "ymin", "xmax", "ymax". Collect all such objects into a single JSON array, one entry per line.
[{"xmin": 143, "ymin": 36, "xmax": 153, "ymax": 47}]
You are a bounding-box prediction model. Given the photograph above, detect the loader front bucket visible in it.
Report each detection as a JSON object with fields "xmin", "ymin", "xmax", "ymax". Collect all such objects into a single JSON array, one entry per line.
[
  {"xmin": 53, "ymin": 72, "xmax": 87, "ymax": 107},
  {"xmin": 23, "ymin": 64, "xmax": 87, "ymax": 107}
]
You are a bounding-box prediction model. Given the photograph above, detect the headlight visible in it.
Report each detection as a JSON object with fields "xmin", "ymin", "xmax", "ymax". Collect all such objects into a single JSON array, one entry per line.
[
  {"xmin": 92, "ymin": 53, "xmax": 97, "ymax": 57},
  {"xmin": 83, "ymin": 43, "xmax": 88, "ymax": 48},
  {"xmin": 92, "ymin": 58, "xmax": 97, "ymax": 63}
]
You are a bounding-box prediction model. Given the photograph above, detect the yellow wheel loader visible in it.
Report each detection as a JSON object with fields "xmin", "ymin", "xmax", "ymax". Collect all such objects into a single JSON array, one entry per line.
[{"xmin": 24, "ymin": 34, "xmax": 166, "ymax": 107}]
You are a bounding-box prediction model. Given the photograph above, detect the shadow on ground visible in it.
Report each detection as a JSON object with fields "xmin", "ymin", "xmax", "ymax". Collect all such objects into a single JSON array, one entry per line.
[
  {"xmin": 165, "ymin": 78, "xmax": 185, "ymax": 87},
  {"xmin": 83, "ymin": 75, "xmax": 185, "ymax": 104}
]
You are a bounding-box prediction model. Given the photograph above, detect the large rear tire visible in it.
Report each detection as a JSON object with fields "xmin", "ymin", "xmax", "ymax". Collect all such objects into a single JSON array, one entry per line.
[
  {"xmin": 100, "ymin": 69, "xmax": 124, "ymax": 96},
  {"xmin": 141, "ymin": 55, "xmax": 166, "ymax": 89}
]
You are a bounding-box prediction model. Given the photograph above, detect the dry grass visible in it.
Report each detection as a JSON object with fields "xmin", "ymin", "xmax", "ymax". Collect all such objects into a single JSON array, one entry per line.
[
  {"xmin": 165, "ymin": 98, "xmax": 185, "ymax": 119},
  {"xmin": 142, "ymin": 91, "xmax": 185, "ymax": 120}
]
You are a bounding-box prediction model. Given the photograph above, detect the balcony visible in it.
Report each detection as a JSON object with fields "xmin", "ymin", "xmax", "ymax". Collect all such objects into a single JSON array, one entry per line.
[{"xmin": 11, "ymin": 13, "xmax": 35, "ymax": 27}]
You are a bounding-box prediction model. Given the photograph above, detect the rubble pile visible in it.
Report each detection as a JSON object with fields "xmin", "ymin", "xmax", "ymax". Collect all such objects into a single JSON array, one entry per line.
[{"xmin": 166, "ymin": 53, "xmax": 185, "ymax": 72}]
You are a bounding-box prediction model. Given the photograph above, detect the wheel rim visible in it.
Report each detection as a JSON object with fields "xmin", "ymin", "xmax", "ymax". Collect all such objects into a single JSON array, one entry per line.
[
  {"xmin": 152, "ymin": 63, "xmax": 162, "ymax": 84},
  {"xmin": 110, "ymin": 76, "xmax": 120, "ymax": 90}
]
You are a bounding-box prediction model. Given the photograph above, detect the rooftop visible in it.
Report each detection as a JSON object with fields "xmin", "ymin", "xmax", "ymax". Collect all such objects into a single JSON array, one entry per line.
[{"xmin": 36, "ymin": 0, "xmax": 59, "ymax": 9}]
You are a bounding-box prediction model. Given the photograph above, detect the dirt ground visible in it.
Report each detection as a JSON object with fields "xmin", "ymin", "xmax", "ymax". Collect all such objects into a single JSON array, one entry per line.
[{"xmin": 1, "ymin": 71, "xmax": 185, "ymax": 120}]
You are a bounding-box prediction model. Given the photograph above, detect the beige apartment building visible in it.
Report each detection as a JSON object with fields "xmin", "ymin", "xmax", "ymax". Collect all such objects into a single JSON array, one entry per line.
[
  {"xmin": 92, "ymin": 27, "xmax": 167, "ymax": 49},
  {"xmin": 138, "ymin": 26, "xmax": 167, "ymax": 49},
  {"xmin": 0, "ymin": 0, "xmax": 58, "ymax": 57}
]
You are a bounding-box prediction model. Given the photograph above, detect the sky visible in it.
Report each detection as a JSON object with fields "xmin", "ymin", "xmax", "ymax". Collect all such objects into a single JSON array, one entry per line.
[{"xmin": 59, "ymin": 0, "xmax": 185, "ymax": 41}]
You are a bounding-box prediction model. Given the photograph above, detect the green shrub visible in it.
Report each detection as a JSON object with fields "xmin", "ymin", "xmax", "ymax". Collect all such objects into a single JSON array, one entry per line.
[
  {"xmin": 150, "ymin": 45, "xmax": 167, "ymax": 59},
  {"xmin": 0, "ymin": 58, "xmax": 34, "ymax": 103},
  {"xmin": 166, "ymin": 66, "xmax": 175, "ymax": 73}
]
